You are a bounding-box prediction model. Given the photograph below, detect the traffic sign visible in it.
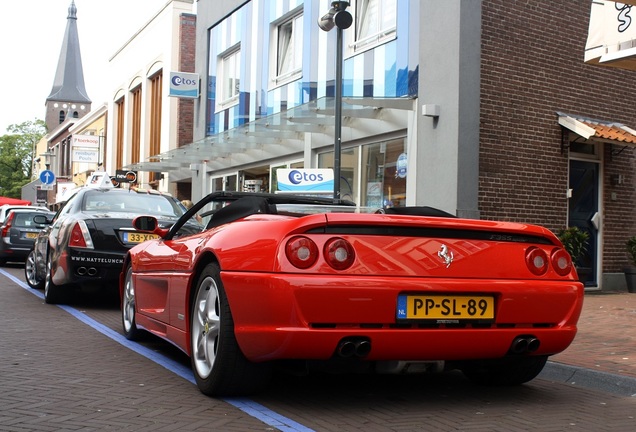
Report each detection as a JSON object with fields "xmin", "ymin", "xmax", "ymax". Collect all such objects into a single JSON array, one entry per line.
[{"xmin": 40, "ymin": 170, "xmax": 56, "ymax": 185}]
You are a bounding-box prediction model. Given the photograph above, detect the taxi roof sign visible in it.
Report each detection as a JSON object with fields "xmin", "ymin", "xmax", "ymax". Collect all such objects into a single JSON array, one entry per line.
[{"xmin": 86, "ymin": 171, "xmax": 114, "ymax": 189}]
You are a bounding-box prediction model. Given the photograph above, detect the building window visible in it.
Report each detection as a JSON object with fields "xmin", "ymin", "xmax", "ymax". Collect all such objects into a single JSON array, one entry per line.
[
  {"xmin": 59, "ymin": 110, "xmax": 65, "ymax": 124},
  {"xmin": 115, "ymin": 98, "xmax": 125, "ymax": 169},
  {"xmin": 131, "ymin": 86, "xmax": 142, "ymax": 164},
  {"xmin": 352, "ymin": 0, "xmax": 397, "ymax": 52},
  {"xmin": 318, "ymin": 147, "xmax": 358, "ymax": 203},
  {"xmin": 318, "ymin": 138, "xmax": 406, "ymax": 207},
  {"xmin": 217, "ymin": 45, "xmax": 240, "ymax": 108},
  {"xmin": 271, "ymin": 11, "xmax": 303, "ymax": 87},
  {"xmin": 149, "ymin": 71, "xmax": 163, "ymax": 183}
]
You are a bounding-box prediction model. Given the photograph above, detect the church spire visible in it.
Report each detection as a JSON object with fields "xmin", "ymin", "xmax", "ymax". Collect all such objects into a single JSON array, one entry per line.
[{"xmin": 45, "ymin": 0, "xmax": 91, "ymax": 130}]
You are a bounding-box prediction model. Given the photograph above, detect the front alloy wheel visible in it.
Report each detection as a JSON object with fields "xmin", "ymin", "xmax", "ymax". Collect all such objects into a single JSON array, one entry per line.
[{"xmin": 190, "ymin": 263, "xmax": 271, "ymax": 396}]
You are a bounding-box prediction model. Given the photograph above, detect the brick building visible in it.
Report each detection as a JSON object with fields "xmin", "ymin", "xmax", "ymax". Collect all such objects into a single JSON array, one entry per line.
[{"xmin": 479, "ymin": 0, "xmax": 636, "ymax": 289}]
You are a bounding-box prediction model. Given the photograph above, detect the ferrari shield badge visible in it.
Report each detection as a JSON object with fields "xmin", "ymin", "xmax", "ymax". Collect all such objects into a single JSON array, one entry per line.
[{"xmin": 437, "ymin": 244, "xmax": 454, "ymax": 268}]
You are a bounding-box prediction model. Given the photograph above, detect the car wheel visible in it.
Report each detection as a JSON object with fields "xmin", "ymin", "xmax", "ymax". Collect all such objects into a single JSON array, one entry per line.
[
  {"xmin": 121, "ymin": 264, "xmax": 142, "ymax": 340},
  {"xmin": 461, "ymin": 355, "xmax": 548, "ymax": 386},
  {"xmin": 24, "ymin": 250, "xmax": 44, "ymax": 289},
  {"xmin": 44, "ymin": 254, "xmax": 64, "ymax": 304},
  {"xmin": 190, "ymin": 262, "xmax": 271, "ymax": 396}
]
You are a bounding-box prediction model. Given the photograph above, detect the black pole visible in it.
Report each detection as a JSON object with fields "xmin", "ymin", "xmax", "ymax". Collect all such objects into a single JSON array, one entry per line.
[{"xmin": 334, "ymin": 25, "xmax": 343, "ymax": 200}]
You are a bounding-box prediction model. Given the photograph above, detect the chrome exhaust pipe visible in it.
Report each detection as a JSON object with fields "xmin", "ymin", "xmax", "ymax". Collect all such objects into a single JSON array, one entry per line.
[
  {"xmin": 77, "ymin": 267, "xmax": 87, "ymax": 275},
  {"xmin": 337, "ymin": 341, "xmax": 356, "ymax": 358},
  {"xmin": 336, "ymin": 338, "xmax": 372, "ymax": 358},
  {"xmin": 510, "ymin": 337, "xmax": 529, "ymax": 354},
  {"xmin": 527, "ymin": 337, "xmax": 540, "ymax": 353},
  {"xmin": 354, "ymin": 340, "xmax": 371, "ymax": 358},
  {"xmin": 87, "ymin": 267, "xmax": 97, "ymax": 276},
  {"xmin": 510, "ymin": 336, "xmax": 540, "ymax": 354}
]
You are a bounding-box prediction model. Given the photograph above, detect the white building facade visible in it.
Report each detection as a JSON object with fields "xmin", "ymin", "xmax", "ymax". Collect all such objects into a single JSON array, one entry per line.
[{"xmin": 108, "ymin": 0, "xmax": 195, "ymax": 194}]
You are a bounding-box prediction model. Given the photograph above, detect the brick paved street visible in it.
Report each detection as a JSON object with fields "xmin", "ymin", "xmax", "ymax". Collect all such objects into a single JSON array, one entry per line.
[
  {"xmin": 1, "ymin": 265, "xmax": 636, "ymax": 431},
  {"xmin": 550, "ymin": 291, "xmax": 636, "ymax": 379}
]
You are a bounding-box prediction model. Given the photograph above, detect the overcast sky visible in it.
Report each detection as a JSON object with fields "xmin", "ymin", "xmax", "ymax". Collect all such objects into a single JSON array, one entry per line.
[{"xmin": 0, "ymin": 0, "xmax": 172, "ymax": 135}]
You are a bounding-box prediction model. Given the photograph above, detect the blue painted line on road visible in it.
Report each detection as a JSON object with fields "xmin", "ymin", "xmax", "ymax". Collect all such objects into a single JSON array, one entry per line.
[{"xmin": 1, "ymin": 268, "xmax": 314, "ymax": 432}]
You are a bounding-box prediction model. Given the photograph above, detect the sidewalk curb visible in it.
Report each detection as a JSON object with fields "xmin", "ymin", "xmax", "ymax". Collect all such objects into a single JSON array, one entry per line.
[{"xmin": 541, "ymin": 361, "xmax": 636, "ymax": 397}]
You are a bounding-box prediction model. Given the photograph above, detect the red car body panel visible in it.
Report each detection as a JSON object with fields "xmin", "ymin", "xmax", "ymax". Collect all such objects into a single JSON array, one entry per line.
[{"xmin": 126, "ymin": 208, "xmax": 584, "ymax": 364}]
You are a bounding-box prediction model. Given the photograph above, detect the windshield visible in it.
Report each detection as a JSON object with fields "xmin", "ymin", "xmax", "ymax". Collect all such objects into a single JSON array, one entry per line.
[{"xmin": 82, "ymin": 190, "xmax": 183, "ymax": 217}]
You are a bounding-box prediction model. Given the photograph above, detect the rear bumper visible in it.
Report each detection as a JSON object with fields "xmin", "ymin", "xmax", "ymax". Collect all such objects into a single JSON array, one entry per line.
[
  {"xmin": 53, "ymin": 249, "xmax": 125, "ymax": 285},
  {"xmin": 221, "ymin": 272, "xmax": 584, "ymax": 362},
  {"xmin": 0, "ymin": 241, "xmax": 31, "ymax": 260}
]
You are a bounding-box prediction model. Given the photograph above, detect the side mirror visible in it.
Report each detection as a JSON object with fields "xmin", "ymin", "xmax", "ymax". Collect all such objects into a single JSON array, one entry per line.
[
  {"xmin": 132, "ymin": 215, "xmax": 169, "ymax": 238},
  {"xmin": 33, "ymin": 214, "xmax": 53, "ymax": 225},
  {"xmin": 133, "ymin": 215, "xmax": 158, "ymax": 232}
]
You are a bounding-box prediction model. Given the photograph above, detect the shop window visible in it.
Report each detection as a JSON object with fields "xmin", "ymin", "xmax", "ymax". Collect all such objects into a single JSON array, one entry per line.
[
  {"xmin": 226, "ymin": 174, "xmax": 238, "ymax": 191},
  {"xmin": 318, "ymin": 147, "xmax": 358, "ymax": 203},
  {"xmin": 211, "ymin": 176, "xmax": 224, "ymax": 192},
  {"xmin": 318, "ymin": 138, "xmax": 406, "ymax": 207}
]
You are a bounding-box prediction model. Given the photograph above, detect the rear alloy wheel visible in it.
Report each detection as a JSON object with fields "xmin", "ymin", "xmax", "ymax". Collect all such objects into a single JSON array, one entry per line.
[
  {"xmin": 190, "ymin": 263, "xmax": 271, "ymax": 396},
  {"xmin": 44, "ymin": 254, "xmax": 65, "ymax": 304},
  {"xmin": 121, "ymin": 264, "xmax": 141, "ymax": 340},
  {"xmin": 461, "ymin": 355, "xmax": 548, "ymax": 386},
  {"xmin": 24, "ymin": 250, "xmax": 44, "ymax": 289}
]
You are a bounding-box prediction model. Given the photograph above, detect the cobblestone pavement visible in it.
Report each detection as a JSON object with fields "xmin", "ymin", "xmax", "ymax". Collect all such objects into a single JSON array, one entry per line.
[
  {"xmin": 1, "ymin": 265, "xmax": 636, "ymax": 431},
  {"xmin": 550, "ymin": 291, "xmax": 636, "ymax": 380}
]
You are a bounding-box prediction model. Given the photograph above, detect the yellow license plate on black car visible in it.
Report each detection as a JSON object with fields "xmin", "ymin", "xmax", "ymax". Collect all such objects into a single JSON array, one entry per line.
[
  {"xmin": 123, "ymin": 232, "xmax": 159, "ymax": 243},
  {"xmin": 396, "ymin": 295, "xmax": 495, "ymax": 320},
  {"xmin": 25, "ymin": 232, "xmax": 38, "ymax": 239}
]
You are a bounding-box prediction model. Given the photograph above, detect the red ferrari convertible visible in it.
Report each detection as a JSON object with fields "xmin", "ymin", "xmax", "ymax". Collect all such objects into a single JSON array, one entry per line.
[{"xmin": 120, "ymin": 192, "xmax": 583, "ymax": 396}]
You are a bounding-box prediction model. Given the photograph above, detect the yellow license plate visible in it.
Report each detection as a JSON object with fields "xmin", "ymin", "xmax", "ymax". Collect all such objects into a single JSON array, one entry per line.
[
  {"xmin": 123, "ymin": 232, "xmax": 159, "ymax": 243},
  {"xmin": 397, "ymin": 295, "xmax": 495, "ymax": 320},
  {"xmin": 25, "ymin": 232, "xmax": 38, "ymax": 239}
]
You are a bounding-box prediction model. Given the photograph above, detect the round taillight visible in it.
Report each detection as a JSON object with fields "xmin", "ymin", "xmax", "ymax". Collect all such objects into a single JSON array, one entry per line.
[
  {"xmin": 324, "ymin": 238, "xmax": 355, "ymax": 270},
  {"xmin": 525, "ymin": 246, "xmax": 548, "ymax": 276},
  {"xmin": 551, "ymin": 248, "xmax": 573, "ymax": 276},
  {"xmin": 285, "ymin": 236, "xmax": 318, "ymax": 269}
]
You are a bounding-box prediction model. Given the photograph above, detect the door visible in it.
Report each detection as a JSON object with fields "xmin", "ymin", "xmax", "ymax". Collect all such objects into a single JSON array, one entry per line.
[{"xmin": 568, "ymin": 160, "xmax": 599, "ymax": 287}]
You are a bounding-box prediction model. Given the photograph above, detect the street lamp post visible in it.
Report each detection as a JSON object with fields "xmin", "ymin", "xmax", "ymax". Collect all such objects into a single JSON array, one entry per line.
[{"xmin": 318, "ymin": 1, "xmax": 352, "ymax": 200}]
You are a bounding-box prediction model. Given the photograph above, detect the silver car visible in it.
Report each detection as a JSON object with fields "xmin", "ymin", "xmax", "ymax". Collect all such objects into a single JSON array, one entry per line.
[{"xmin": 0, "ymin": 209, "xmax": 54, "ymax": 265}]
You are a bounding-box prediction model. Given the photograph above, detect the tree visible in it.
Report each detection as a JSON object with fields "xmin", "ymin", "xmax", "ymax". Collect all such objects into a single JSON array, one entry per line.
[{"xmin": 0, "ymin": 119, "xmax": 46, "ymax": 198}]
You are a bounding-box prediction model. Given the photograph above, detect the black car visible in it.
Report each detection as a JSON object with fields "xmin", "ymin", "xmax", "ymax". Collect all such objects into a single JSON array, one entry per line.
[
  {"xmin": 24, "ymin": 176, "xmax": 188, "ymax": 304},
  {"xmin": 0, "ymin": 209, "xmax": 54, "ymax": 265}
]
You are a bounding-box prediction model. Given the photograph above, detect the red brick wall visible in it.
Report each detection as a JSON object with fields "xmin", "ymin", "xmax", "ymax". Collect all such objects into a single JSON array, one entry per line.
[
  {"xmin": 177, "ymin": 13, "xmax": 196, "ymax": 148},
  {"xmin": 480, "ymin": 0, "xmax": 636, "ymax": 272}
]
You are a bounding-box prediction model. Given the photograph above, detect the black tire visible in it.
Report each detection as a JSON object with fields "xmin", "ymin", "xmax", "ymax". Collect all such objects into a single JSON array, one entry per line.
[
  {"xmin": 44, "ymin": 254, "xmax": 65, "ymax": 304},
  {"xmin": 190, "ymin": 263, "xmax": 271, "ymax": 396},
  {"xmin": 461, "ymin": 355, "xmax": 548, "ymax": 386},
  {"xmin": 24, "ymin": 249, "xmax": 44, "ymax": 289},
  {"xmin": 121, "ymin": 264, "xmax": 142, "ymax": 340}
]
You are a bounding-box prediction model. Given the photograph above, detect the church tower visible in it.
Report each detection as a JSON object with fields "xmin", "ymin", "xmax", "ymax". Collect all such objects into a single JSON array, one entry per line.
[{"xmin": 45, "ymin": 0, "xmax": 91, "ymax": 132}]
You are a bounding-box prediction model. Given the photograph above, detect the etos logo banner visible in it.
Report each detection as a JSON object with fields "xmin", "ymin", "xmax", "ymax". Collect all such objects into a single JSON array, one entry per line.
[{"xmin": 276, "ymin": 169, "xmax": 334, "ymax": 193}]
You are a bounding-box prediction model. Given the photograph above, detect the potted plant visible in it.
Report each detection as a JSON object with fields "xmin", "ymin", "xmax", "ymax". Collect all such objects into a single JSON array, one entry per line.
[
  {"xmin": 557, "ymin": 226, "xmax": 589, "ymax": 264},
  {"xmin": 557, "ymin": 227, "xmax": 589, "ymax": 283},
  {"xmin": 624, "ymin": 236, "xmax": 636, "ymax": 293}
]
